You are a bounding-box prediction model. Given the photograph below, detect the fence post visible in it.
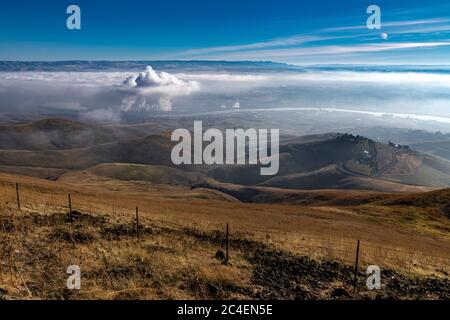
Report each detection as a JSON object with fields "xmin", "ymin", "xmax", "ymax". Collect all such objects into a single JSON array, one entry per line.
[
  {"xmin": 135, "ymin": 206, "xmax": 140, "ymax": 243},
  {"xmin": 0, "ymin": 255, "xmax": 3, "ymax": 283},
  {"xmin": 408, "ymin": 252, "xmax": 414, "ymax": 277},
  {"xmin": 353, "ymin": 240, "xmax": 360, "ymax": 292},
  {"xmin": 226, "ymin": 222, "xmax": 229, "ymax": 262},
  {"xmin": 68, "ymin": 193, "xmax": 72, "ymax": 214},
  {"xmin": 15, "ymin": 183, "xmax": 20, "ymax": 211}
]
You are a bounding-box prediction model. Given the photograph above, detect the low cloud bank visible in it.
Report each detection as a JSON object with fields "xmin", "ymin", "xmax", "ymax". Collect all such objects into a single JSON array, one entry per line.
[{"xmin": 1, "ymin": 65, "xmax": 450, "ymax": 123}]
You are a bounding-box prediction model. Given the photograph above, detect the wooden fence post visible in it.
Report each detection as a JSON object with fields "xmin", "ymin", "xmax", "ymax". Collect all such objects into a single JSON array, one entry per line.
[
  {"xmin": 68, "ymin": 193, "xmax": 72, "ymax": 214},
  {"xmin": 15, "ymin": 183, "xmax": 20, "ymax": 211},
  {"xmin": 226, "ymin": 223, "xmax": 229, "ymax": 262},
  {"xmin": 408, "ymin": 252, "xmax": 414, "ymax": 277},
  {"xmin": 0, "ymin": 258, "xmax": 3, "ymax": 283},
  {"xmin": 135, "ymin": 206, "xmax": 140, "ymax": 243},
  {"xmin": 353, "ymin": 240, "xmax": 360, "ymax": 292}
]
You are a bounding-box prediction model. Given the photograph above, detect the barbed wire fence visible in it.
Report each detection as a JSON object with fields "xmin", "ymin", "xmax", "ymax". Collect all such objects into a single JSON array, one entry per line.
[{"xmin": 0, "ymin": 181, "xmax": 449, "ymax": 297}]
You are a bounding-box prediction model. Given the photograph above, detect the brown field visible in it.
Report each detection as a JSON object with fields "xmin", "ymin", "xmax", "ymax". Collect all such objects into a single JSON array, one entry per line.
[{"xmin": 0, "ymin": 172, "xmax": 449, "ymax": 299}]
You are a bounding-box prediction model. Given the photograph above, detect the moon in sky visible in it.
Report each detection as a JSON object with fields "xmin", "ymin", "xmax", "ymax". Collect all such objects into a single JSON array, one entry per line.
[{"xmin": 380, "ymin": 33, "xmax": 389, "ymax": 40}]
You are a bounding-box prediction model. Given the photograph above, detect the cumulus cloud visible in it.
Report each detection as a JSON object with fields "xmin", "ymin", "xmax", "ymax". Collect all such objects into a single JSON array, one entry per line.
[
  {"xmin": 124, "ymin": 66, "xmax": 189, "ymax": 88},
  {"xmin": 231, "ymin": 102, "xmax": 240, "ymax": 109},
  {"xmin": 121, "ymin": 66, "xmax": 199, "ymax": 112}
]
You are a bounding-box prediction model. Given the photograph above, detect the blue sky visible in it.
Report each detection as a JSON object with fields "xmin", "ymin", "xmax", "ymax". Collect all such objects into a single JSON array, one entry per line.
[{"xmin": 1, "ymin": 0, "xmax": 450, "ymax": 64}]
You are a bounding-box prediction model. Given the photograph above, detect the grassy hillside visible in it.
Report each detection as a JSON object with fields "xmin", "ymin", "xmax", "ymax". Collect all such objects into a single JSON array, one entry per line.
[
  {"xmin": 378, "ymin": 188, "xmax": 450, "ymax": 217},
  {"xmin": 259, "ymin": 165, "xmax": 431, "ymax": 192},
  {"xmin": 0, "ymin": 172, "xmax": 448, "ymax": 299},
  {"xmin": 59, "ymin": 163, "xmax": 205, "ymax": 186},
  {"xmin": 208, "ymin": 134, "xmax": 450, "ymax": 190},
  {"xmin": 208, "ymin": 135, "xmax": 378, "ymax": 185},
  {"xmin": 0, "ymin": 118, "xmax": 183, "ymax": 151},
  {"xmin": 0, "ymin": 119, "xmax": 448, "ymax": 192},
  {"xmin": 0, "ymin": 119, "xmax": 120, "ymax": 150},
  {"xmin": 411, "ymin": 140, "xmax": 450, "ymax": 161},
  {"xmin": 0, "ymin": 134, "xmax": 175, "ymax": 170},
  {"xmin": 379, "ymin": 153, "xmax": 450, "ymax": 187}
]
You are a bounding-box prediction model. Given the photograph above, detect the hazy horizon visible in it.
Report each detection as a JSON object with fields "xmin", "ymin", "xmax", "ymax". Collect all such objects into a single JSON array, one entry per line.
[{"xmin": 1, "ymin": 61, "xmax": 450, "ymax": 133}]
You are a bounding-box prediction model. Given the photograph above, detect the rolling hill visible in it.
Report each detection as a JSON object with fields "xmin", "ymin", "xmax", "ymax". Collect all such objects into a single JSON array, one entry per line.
[
  {"xmin": 207, "ymin": 134, "xmax": 450, "ymax": 190},
  {"xmin": 0, "ymin": 118, "xmax": 183, "ymax": 151},
  {"xmin": 0, "ymin": 170, "xmax": 448, "ymax": 299},
  {"xmin": 0, "ymin": 119, "xmax": 448, "ymax": 192},
  {"xmin": 0, "ymin": 118, "xmax": 121, "ymax": 150},
  {"xmin": 411, "ymin": 140, "xmax": 450, "ymax": 161},
  {"xmin": 0, "ymin": 133, "xmax": 175, "ymax": 170},
  {"xmin": 379, "ymin": 188, "xmax": 450, "ymax": 215},
  {"xmin": 59, "ymin": 163, "xmax": 205, "ymax": 186}
]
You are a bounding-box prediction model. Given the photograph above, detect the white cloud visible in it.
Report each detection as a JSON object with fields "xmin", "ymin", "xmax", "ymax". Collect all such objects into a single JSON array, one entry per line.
[
  {"xmin": 173, "ymin": 16, "xmax": 450, "ymax": 64},
  {"xmin": 174, "ymin": 73, "xmax": 267, "ymax": 82},
  {"xmin": 182, "ymin": 36, "xmax": 323, "ymax": 56},
  {"xmin": 193, "ymin": 42, "xmax": 450, "ymax": 61},
  {"xmin": 121, "ymin": 66, "xmax": 200, "ymax": 112},
  {"xmin": 81, "ymin": 108, "xmax": 121, "ymax": 122},
  {"xmin": 220, "ymin": 101, "xmax": 241, "ymax": 110},
  {"xmin": 231, "ymin": 102, "xmax": 240, "ymax": 109},
  {"xmin": 2, "ymin": 65, "xmax": 450, "ymax": 124},
  {"xmin": 324, "ymin": 18, "xmax": 450, "ymax": 32},
  {"xmin": 120, "ymin": 95, "xmax": 173, "ymax": 112},
  {"xmin": 288, "ymin": 71, "xmax": 450, "ymax": 87},
  {"xmin": 124, "ymin": 66, "xmax": 190, "ymax": 88}
]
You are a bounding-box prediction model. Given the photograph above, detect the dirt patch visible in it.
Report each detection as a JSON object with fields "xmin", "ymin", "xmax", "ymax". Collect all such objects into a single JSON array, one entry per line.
[
  {"xmin": 145, "ymin": 243, "xmax": 177, "ymax": 255},
  {"xmin": 244, "ymin": 247, "xmax": 450, "ymax": 300},
  {"xmin": 101, "ymin": 223, "xmax": 154, "ymax": 240},
  {"xmin": 50, "ymin": 227, "xmax": 95, "ymax": 244},
  {"xmin": 179, "ymin": 268, "xmax": 250, "ymax": 299},
  {"xmin": 245, "ymin": 249, "xmax": 353, "ymax": 299},
  {"xmin": 442, "ymin": 204, "xmax": 450, "ymax": 219},
  {"xmin": 28, "ymin": 210, "xmax": 106, "ymax": 227},
  {"xmin": 183, "ymin": 227, "xmax": 267, "ymax": 252},
  {"xmin": 0, "ymin": 216, "xmax": 15, "ymax": 232},
  {"xmin": 178, "ymin": 227, "xmax": 450, "ymax": 299}
]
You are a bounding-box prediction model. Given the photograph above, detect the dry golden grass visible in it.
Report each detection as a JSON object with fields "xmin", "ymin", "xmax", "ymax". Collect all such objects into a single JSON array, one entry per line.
[{"xmin": 0, "ymin": 172, "xmax": 448, "ymax": 299}]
